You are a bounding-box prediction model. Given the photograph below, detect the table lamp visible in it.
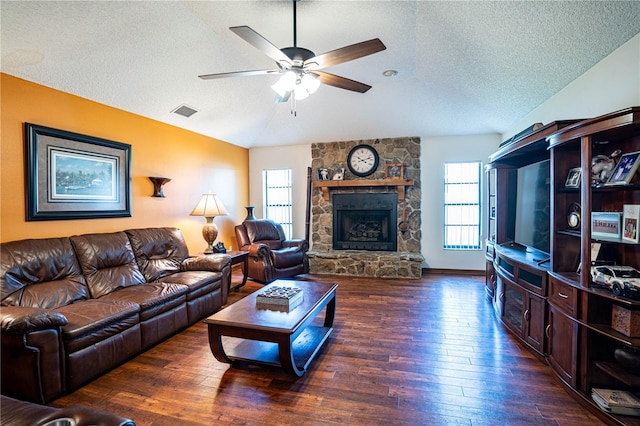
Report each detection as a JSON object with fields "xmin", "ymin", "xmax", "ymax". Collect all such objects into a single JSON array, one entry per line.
[{"xmin": 190, "ymin": 194, "xmax": 228, "ymax": 254}]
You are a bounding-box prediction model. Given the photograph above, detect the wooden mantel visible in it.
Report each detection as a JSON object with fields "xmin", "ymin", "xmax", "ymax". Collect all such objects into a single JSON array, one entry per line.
[{"xmin": 313, "ymin": 179, "xmax": 414, "ymax": 201}]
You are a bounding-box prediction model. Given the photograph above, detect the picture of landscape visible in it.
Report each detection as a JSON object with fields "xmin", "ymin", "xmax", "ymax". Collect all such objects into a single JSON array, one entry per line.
[{"xmin": 50, "ymin": 148, "xmax": 117, "ymax": 201}]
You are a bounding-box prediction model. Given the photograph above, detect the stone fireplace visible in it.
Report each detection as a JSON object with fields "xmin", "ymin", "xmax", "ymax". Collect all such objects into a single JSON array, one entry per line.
[{"xmin": 309, "ymin": 137, "xmax": 423, "ymax": 279}]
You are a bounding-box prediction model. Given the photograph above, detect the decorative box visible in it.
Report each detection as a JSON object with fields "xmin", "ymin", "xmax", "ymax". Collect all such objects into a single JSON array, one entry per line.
[
  {"xmin": 612, "ymin": 305, "xmax": 640, "ymax": 337},
  {"xmin": 256, "ymin": 286, "xmax": 303, "ymax": 310}
]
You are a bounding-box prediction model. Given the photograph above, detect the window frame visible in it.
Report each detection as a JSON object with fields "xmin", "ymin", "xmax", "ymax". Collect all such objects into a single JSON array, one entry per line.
[
  {"xmin": 262, "ymin": 168, "xmax": 293, "ymax": 239},
  {"xmin": 443, "ymin": 161, "xmax": 482, "ymax": 250}
]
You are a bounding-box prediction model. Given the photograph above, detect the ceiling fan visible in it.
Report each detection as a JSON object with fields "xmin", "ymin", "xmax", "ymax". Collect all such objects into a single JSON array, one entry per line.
[{"xmin": 198, "ymin": 0, "xmax": 386, "ymax": 104}]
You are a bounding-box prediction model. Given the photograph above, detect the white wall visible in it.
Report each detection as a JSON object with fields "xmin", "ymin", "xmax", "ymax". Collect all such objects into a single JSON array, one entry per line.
[
  {"xmin": 420, "ymin": 134, "xmax": 501, "ymax": 271},
  {"xmin": 248, "ymin": 144, "xmax": 312, "ymax": 240},
  {"xmin": 504, "ymin": 33, "xmax": 640, "ymax": 139}
]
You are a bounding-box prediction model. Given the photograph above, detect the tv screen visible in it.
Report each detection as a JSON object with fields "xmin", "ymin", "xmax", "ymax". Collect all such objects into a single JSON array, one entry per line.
[{"xmin": 514, "ymin": 159, "xmax": 550, "ymax": 253}]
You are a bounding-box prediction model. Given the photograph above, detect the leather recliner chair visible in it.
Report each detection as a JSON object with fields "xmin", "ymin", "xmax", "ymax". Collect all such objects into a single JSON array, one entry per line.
[{"xmin": 234, "ymin": 220, "xmax": 309, "ymax": 284}]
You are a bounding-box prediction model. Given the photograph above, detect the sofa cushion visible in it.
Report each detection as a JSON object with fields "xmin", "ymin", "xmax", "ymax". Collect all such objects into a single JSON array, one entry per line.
[
  {"xmin": 1, "ymin": 237, "xmax": 89, "ymax": 309},
  {"xmin": 70, "ymin": 232, "xmax": 146, "ymax": 299},
  {"xmin": 125, "ymin": 227, "xmax": 190, "ymax": 282},
  {"xmin": 156, "ymin": 271, "xmax": 222, "ymax": 300},
  {"xmin": 56, "ymin": 300, "xmax": 140, "ymax": 353},
  {"xmin": 98, "ymin": 283, "xmax": 187, "ymax": 321},
  {"xmin": 271, "ymin": 247, "xmax": 307, "ymax": 268}
]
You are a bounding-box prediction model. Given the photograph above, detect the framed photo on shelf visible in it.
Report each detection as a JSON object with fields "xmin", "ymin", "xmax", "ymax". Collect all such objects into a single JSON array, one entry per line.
[
  {"xmin": 623, "ymin": 204, "xmax": 640, "ymax": 243},
  {"xmin": 25, "ymin": 123, "xmax": 132, "ymax": 221},
  {"xmin": 606, "ymin": 150, "xmax": 640, "ymax": 186},
  {"xmin": 318, "ymin": 168, "xmax": 330, "ymax": 181},
  {"xmin": 332, "ymin": 167, "xmax": 345, "ymax": 180},
  {"xmin": 384, "ymin": 163, "xmax": 404, "ymax": 180},
  {"xmin": 591, "ymin": 212, "xmax": 622, "ymax": 240},
  {"xmin": 565, "ymin": 167, "xmax": 581, "ymax": 188}
]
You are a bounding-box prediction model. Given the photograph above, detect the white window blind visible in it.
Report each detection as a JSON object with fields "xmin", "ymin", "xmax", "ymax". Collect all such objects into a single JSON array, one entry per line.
[
  {"xmin": 443, "ymin": 161, "xmax": 481, "ymax": 250},
  {"xmin": 263, "ymin": 169, "xmax": 293, "ymax": 239}
]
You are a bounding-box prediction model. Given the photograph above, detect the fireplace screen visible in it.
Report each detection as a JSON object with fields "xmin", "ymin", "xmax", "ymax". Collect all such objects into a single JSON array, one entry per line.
[{"xmin": 333, "ymin": 193, "xmax": 397, "ymax": 251}]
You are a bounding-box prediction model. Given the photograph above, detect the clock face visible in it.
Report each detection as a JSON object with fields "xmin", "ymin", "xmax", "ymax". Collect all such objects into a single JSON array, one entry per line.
[
  {"xmin": 567, "ymin": 202, "xmax": 581, "ymax": 230},
  {"xmin": 347, "ymin": 144, "xmax": 379, "ymax": 177}
]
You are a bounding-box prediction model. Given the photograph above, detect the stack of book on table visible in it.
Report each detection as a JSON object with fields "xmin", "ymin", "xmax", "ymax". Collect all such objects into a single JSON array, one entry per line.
[{"xmin": 592, "ymin": 388, "xmax": 640, "ymax": 416}]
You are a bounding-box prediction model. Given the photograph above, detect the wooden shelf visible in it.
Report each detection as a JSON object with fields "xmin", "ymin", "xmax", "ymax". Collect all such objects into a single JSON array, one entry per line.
[
  {"xmin": 313, "ymin": 178, "xmax": 414, "ymax": 201},
  {"xmin": 595, "ymin": 361, "xmax": 640, "ymax": 387}
]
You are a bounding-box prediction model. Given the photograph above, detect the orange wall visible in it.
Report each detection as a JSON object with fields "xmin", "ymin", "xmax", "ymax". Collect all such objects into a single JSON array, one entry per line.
[{"xmin": 0, "ymin": 74, "xmax": 249, "ymax": 253}]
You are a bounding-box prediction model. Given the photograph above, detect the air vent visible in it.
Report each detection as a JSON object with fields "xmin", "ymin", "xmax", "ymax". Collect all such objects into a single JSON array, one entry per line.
[{"xmin": 171, "ymin": 104, "xmax": 198, "ymax": 118}]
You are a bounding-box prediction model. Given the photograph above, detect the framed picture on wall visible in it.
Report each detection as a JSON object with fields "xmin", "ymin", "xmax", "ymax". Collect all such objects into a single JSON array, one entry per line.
[{"xmin": 24, "ymin": 123, "xmax": 132, "ymax": 221}]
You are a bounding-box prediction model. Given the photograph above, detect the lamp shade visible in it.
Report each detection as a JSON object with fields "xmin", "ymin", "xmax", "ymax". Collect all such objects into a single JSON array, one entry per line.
[{"xmin": 190, "ymin": 194, "xmax": 228, "ymax": 217}]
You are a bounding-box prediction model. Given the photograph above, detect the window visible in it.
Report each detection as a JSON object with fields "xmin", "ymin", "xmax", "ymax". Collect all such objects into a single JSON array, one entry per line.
[
  {"xmin": 263, "ymin": 169, "xmax": 293, "ymax": 239},
  {"xmin": 443, "ymin": 161, "xmax": 481, "ymax": 250}
]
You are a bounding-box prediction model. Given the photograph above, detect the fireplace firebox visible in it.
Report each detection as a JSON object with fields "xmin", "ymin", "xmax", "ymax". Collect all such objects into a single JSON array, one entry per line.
[{"xmin": 333, "ymin": 193, "xmax": 397, "ymax": 251}]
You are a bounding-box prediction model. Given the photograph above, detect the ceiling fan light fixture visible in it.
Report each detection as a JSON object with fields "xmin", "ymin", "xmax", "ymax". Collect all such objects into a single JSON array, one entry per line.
[
  {"xmin": 300, "ymin": 73, "xmax": 320, "ymax": 94},
  {"xmin": 271, "ymin": 71, "xmax": 297, "ymax": 97},
  {"xmin": 294, "ymin": 87, "xmax": 310, "ymax": 100}
]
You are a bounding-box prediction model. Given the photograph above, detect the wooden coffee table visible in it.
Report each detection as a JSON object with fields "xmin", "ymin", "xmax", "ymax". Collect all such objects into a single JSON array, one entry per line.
[{"xmin": 204, "ymin": 280, "xmax": 337, "ymax": 376}]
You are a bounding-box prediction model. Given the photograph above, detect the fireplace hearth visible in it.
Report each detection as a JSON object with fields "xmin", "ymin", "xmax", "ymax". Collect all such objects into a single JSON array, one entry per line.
[{"xmin": 333, "ymin": 193, "xmax": 397, "ymax": 251}]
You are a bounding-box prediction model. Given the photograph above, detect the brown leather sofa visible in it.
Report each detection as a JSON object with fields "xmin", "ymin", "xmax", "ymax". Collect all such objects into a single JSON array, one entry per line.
[
  {"xmin": 0, "ymin": 394, "xmax": 135, "ymax": 426},
  {"xmin": 234, "ymin": 219, "xmax": 309, "ymax": 283},
  {"xmin": 1, "ymin": 227, "xmax": 231, "ymax": 404}
]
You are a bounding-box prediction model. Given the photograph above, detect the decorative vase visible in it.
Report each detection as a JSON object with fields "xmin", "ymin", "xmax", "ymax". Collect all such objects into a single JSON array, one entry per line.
[{"xmin": 244, "ymin": 206, "xmax": 256, "ymax": 221}]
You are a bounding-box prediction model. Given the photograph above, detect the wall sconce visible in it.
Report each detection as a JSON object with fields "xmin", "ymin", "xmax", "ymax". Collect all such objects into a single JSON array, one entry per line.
[
  {"xmin": 190, "ymin": 194, "xmax": 228, "ymax": 254},
  {"xmin": 149, "ymin": 177, "xmax": 171, "ymax": 197}
]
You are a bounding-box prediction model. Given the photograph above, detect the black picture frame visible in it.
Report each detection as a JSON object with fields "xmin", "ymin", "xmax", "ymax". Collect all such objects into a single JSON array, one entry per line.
[
  {"xmin": 25, "ymin": 123, "xmax": 132, "ymax": 221},
  {"xmin": 564, "ymin": 167, "xmax": 581, "ymax": 188}
]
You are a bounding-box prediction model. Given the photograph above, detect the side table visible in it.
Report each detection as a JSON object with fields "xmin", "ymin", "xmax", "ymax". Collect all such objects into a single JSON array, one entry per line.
[{"xmin": 225, "ymin": 250, "xmax": 249, "ymax": 291}]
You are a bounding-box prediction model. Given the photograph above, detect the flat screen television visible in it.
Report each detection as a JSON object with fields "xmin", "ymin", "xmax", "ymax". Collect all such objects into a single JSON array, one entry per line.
[{"xmin": 513, "ymin": 159, "xmax": 551, "ymax": 254}]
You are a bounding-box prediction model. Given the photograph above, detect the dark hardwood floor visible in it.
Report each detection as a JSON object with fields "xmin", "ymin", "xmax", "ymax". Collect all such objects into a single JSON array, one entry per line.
[{"xmin": 53, "ymin": 271, "xmax": 604, "ymax": 425}]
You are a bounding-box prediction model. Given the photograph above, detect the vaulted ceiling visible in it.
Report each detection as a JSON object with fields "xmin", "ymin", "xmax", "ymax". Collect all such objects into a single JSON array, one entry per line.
[{"xmin": 2, "ymin": 1, "xmax": 639, "ymax": 148}]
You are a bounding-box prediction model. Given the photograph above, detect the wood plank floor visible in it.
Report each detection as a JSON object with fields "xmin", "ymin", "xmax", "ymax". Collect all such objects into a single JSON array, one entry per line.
[{"xmin": 52, "ymin": 272, "xmax": 605, "ymax": 425}]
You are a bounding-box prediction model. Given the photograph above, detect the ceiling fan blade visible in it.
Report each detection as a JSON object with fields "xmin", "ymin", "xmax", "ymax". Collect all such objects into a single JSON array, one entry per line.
[
  {"xmin": 312, "ymin": 71, "xmax": 372, "ymax": 93},
  {"xmin": 230, "ymin": 26, "xmax": 292, "ymax": 66},
  {"xmin": 305, "ymin": 39, "xmax": 386, "ymax": 69},
  {"xmin": 198, "ymin": 69, "xmax": 280, "ymax": 80}
]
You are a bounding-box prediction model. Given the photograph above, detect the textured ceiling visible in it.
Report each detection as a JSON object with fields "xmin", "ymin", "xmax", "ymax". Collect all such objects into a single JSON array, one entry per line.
[{"xmin": 2, "ymin": 1, "xmax": 639, "ymax": 148}]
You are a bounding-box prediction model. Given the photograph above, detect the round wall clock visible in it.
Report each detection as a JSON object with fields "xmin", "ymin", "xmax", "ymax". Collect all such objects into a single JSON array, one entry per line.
[
  {"xmin": 347, "ymin": 144, "xmax": 379, "ymax": 177},
  {"xmin": 567, "ymin": 202, "xmax": 581, "ymax": 230}
]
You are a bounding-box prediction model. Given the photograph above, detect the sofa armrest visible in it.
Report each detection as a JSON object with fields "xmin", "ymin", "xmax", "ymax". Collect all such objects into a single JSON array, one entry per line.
[
  {"xmin": 282, "ymin": 239, "xmax": 309, "ymax": 251},
  {"xmin": 1, "ymin": 306, "xmax": 67, "ymax": 334},
  {"xmin": 1, "ymin": 307, "xmax": 67, "ymax": 403},
  {"xmin": 49, "ymin": 405, "xmax": 136, "ymax": 426},
  {"xmin": 181, "ymin": 254, "xmax": 231, "ymax": 272},
  {"xmin": 248, "ymin": 243, "xmax": 271, "ymax": 259}
]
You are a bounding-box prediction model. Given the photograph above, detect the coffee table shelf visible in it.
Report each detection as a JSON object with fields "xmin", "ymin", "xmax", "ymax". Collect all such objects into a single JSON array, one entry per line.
[
  {"xmin": 205, "ymin": 280, "xmax": 337, "ymax": 376},
  {"xmin": 222, "ymin": 325, "xmax": 332, "ymax": 371}
]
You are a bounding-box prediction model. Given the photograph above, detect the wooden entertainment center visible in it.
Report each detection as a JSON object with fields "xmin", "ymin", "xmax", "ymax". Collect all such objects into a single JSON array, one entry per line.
[{"xmin": 486, "ymin": 107, "xmax": 640, "ymax": 425}]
